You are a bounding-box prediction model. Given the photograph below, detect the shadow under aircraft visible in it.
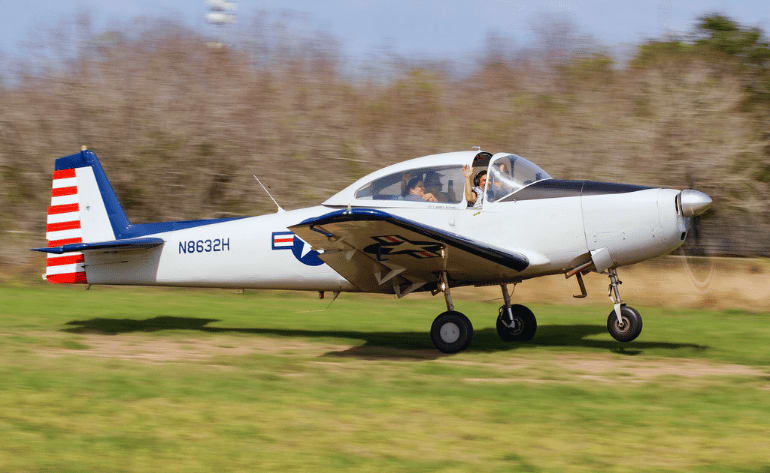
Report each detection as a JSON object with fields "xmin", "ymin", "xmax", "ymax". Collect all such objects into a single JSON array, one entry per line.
[{"xmin": 63, "ymin": 316, "xmax": 708, "ymax": 361}]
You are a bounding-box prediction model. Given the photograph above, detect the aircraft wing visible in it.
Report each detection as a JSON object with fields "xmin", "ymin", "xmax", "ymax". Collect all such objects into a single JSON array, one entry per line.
[{"xmin": 289, "ymin": 209, "xmax": 529, "ymax": 295}]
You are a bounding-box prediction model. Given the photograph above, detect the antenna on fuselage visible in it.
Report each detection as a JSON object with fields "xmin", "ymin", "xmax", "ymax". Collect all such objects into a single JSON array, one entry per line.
[{"xmin": 252, "ymin": 174, "xmax": 285, "ymax": 213}]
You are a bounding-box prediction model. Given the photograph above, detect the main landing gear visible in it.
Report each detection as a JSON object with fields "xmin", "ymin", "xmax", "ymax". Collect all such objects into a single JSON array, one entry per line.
[
  {"xmin": 429, "ymin": 277, "xmax": 538, "ymax": 353},
  {"xmin": 605, "ymin": 268, "xmax": 643, "ymax": 342},
  {"xmin": 430, "ymin": 272, "xmax": 473, "ymax": 353},
  {"xmin": 496, "ymin": 283, "xmax": 537, "ymax": 342}
]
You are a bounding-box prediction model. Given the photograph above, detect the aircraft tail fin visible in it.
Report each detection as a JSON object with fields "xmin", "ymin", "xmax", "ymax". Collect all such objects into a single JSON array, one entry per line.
[{"xmin": 44, "ymin": 148, "xmax": 129, "ymax": 283}]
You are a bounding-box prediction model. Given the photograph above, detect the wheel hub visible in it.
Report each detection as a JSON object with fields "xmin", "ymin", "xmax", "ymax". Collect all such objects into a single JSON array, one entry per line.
[
  {"xmin": 507, "ymin": 316, "xmax": 523, "ymax": 335},
  {"xmin": 496, "ymin": 304, "xmax": 537, "ymax": 342},
  {"xmin": 440, "ymin": 322, "xmax": 461, "ymax": 343},
  {"xmin": 500, "ymin": 307, "xmax": 519, "ymax": 331}
]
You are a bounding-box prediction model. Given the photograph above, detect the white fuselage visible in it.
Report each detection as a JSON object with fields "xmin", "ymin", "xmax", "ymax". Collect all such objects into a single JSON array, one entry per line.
[{"xmin": 84, "ymin": 187, "xmax": 686, "ymax": 291}]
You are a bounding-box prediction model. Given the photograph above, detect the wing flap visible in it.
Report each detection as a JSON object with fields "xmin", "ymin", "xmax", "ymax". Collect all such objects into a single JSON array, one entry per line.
[{"xmin": 320, "ymin": 249, "xmax": 407, "ymax": 293}]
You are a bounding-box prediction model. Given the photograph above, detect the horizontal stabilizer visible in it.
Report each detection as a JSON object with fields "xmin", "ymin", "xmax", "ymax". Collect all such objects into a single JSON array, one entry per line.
[{"xmin": 33, "ymin": 237, "xmax": 164, "ymax": 255}]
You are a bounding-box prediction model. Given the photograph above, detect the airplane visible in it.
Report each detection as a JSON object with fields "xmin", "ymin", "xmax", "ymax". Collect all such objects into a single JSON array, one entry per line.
[{"xmin": 34, "ymin": 147, "xmax": 712, "ymax": 353}]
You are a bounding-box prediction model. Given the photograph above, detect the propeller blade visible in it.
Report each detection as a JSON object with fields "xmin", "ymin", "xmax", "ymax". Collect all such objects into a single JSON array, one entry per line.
[{"xmin": 680, "ymin": 172, "xmax": 715, "ymax": 291}]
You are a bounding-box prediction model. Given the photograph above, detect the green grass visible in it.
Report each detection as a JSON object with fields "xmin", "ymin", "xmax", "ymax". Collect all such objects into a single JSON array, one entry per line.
[{"xmin": 1, "ymin": 284, "xmax": 769, "ymax": 472}]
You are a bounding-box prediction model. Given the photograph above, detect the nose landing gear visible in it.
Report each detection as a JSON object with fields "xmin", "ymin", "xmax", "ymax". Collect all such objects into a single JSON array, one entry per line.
[{"xmin": 605, "ymin": 268, "xmax": 642, "ymax": 342}]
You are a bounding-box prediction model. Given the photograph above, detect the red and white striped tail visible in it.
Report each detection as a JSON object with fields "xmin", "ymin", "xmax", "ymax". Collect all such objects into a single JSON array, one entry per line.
[{"xmin": 46, "ymin": 168, "xmax": 87, "ymax": 284}]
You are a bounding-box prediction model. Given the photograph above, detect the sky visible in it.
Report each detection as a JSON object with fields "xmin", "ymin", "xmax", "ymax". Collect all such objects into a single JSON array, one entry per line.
[{"xmin": 0, "ymin": 0, "xmax": 767, "ymax": 60}]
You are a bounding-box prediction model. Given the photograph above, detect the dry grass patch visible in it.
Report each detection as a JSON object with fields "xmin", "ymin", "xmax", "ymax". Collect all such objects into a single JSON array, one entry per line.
[
  {"xmin": 49, "ymin": 334, "xmax": 351, "ymax": 363},
  {"xmin": 447, "ymin": 353, "xmax": 765, "ymax": 385}
]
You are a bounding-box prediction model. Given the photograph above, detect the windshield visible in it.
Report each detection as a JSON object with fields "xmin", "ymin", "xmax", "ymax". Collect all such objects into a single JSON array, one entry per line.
[
  {"xmin": 486, "ymin": 154, "xmax": 551, "ymax": 202},
  {"xmin": 354, "ymin": 165, "xmax": 464, "ymax": 204}
]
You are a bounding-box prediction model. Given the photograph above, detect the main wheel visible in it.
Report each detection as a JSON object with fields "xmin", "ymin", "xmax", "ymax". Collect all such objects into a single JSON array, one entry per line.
[
  {"xmin": 496, "ymin": 304, "xmax": 537, "ymax": 341},
  {"xmin": 607, "ymin": 305, "xmax": 643, "ymax": 342},
  {"xmin": 431, "ymin": 311, "xmax": 473, "ymax": 353}
]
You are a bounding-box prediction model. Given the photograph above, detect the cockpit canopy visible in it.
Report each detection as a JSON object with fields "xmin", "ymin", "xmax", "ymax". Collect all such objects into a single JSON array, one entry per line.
[
  {"xmin": 354, "ymin": 165, "xmax": 464, "ymax": 204},
  {"xmin": 323, "ymin": 151, "xmax": 551, "ymax": 208},
  {"xmin": 486, "ymin": 154, "xmax": 551, "ymax": 202}
]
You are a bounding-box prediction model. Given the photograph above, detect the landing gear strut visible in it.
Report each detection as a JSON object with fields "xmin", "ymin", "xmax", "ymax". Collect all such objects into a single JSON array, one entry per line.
[
  {"xmin": 496, "ymin": 283, "xmax": 537, "ymax": 341},
  {"xmin": 430, "ymin": 272, "xmax": 473, "ymax": 353},
  {"xmin": 605, "ymin": 268, "xmax": 642, "ymax": 342}
]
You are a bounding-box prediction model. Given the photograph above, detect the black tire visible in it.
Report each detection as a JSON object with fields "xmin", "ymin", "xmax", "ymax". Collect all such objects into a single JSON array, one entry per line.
[
  {"xmin": 607, "ymin": 305, "xmax": 643, "ymax": 342},
  {"xmin": 431, "ymin": 311, "xmax": 473, "ymax": 353},
  {"xmin": 496, "ymin": 304, "xmax": 537, "ymax": 341}
]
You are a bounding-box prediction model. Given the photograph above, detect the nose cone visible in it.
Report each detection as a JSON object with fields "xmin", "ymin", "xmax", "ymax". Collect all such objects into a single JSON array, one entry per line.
[{"xmin": 679, "ymin": 189, "xmax": 712, "ymax": 217}]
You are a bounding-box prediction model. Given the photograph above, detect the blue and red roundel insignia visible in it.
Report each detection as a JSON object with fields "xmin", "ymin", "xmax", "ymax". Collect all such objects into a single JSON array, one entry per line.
[{"xmin": 271, "ymin": 231, "xmax": 324, "ymax": 266}]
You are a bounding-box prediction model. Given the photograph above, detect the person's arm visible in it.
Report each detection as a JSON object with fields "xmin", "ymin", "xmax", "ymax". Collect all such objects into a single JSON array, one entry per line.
[{"xmin": 463, "ymin": 165, "xmax": 476, "ymax": 204}]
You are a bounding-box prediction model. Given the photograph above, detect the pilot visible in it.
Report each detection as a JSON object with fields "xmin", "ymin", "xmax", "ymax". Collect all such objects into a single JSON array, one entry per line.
[
  {"xmin": 405, "ymin": 177, "xmax": 439, "ymax": 202},
  {"xmin": 487, "ymin": 162, "xmax": 509, "ymax": 201},
  {"xmin": 463, "ymin": 165, "xmax": 486, "ymax": 208}
]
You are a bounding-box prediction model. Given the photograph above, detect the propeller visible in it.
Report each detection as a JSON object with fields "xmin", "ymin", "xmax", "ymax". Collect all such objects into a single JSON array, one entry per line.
[{"xmin": 678, "ymin": 174, "xmax": 715, "ymax": 291}]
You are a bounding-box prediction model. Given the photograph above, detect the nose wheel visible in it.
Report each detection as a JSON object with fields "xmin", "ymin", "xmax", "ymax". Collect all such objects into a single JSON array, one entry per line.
[
  {"xmin": 605, "ymin": 268, "xmax": 643, "ymax": 342},
  {"xmin": 607, "ymin": 305, "xmax": 643, "ymax": 342}
]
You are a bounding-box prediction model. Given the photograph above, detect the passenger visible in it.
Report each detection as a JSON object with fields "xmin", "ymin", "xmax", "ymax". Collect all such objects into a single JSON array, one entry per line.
[
  {"xmin": 463, "ymin": 165, "xmax": 486, "ymax": 208},
  {"xmin": 424, "ymin": 172, "xmax": 450, "ymax": 202},
  {"xmin": 405, "ymin": 177, "xmax": 439, "ymax": 202}
]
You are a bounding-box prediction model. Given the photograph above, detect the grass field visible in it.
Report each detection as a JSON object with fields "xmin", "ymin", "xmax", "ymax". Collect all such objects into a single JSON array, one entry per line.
[{"xmin": 1, "ymin": 284, "xmax": 769, "ymax": 472}]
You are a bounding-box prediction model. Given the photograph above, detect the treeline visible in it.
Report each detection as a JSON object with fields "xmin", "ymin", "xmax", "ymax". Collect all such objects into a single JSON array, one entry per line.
[{"xmin": 0, "ymin": 13, "xmax": 768, "ymax": 265}]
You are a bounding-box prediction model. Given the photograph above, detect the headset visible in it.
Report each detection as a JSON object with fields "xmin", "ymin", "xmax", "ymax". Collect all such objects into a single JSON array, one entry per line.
[{"xmin": 473, "ymin": 170, "xmax": 487, "ymax": 187}]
